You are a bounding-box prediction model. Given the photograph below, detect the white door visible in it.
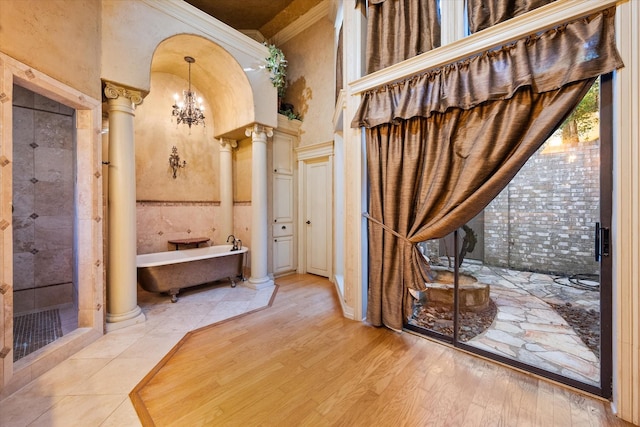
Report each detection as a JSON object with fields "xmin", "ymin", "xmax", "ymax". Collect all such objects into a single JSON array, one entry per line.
[
  {"xmin": 273, "ymin": 235, "xmax": 294, "ymax": 273},
  {"xmin": 273, "ymin": 174, "xmax": 293, "ymax": 223},
  {"xmin": 304, "ymin": 159, "xmax": 330, "ymax": 277}
]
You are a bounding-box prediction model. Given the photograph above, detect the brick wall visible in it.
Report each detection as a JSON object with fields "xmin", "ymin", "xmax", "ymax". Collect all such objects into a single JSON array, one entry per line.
[{"xmin": 484, "ymin": 140, "xmax": 601, "ymax": 276}]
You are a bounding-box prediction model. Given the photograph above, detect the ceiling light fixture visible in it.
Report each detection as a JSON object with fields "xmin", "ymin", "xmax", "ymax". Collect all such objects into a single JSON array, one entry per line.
[{"xmin": 172, "ymin": 56, "xmax": 205, "ymax": 128}]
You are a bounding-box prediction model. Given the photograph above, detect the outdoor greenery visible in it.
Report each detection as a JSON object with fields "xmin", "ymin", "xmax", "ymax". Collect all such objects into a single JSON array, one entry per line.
[{"xmin": 560, "ymin": 79, "xmax": 600, "ymax": 143}]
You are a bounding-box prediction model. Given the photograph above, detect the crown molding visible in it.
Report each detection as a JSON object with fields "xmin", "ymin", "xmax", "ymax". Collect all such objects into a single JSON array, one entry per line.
[
  {"xmin": 295, "ymin": 140, "xmax": 334, "ymax": 160},
  {"xmin": 240, "ymin": 30, "xmax": 267, "ymax": 43},
  {"xmin": 270, "ymin": 0, "xmax": 331, "ymax": 46}
]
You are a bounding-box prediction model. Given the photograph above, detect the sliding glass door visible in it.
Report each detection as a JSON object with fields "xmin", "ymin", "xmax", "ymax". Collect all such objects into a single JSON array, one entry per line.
[{"xmin": 407, "ymin": 75, "xmax": 612, "ymax": 397}]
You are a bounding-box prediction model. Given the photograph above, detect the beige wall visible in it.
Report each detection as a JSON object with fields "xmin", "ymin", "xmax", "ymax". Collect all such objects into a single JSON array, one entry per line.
[
  {"xmin": 135, "ymin": 72, "xmax": 219, "ymax": 202},
  {"xmin": 134, "ymin": 71, "xmax": 233, "ymax": 253},
  {"xmin": 136, "ymin": 202, "xmax": 218, "ymax": 254},
  {"xmin": 281, "ymin": 18, "xmax": 335, "ymax": 147},
  {"xmin": 234, "ymin": 138, "xmax": 253, "ymax": 202},
  {"xmin": 133, "ymin": 72, "xmax": 262, "ymax": 254},
  {"xmin": 0, "ymin": 0, "xmax": 102, "ymax": 100}
]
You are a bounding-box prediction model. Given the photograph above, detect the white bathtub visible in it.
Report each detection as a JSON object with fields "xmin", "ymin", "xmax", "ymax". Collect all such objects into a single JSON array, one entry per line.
[{"xmin": 136, "ymin": 244, "xmax": 247, "ymax": 302}]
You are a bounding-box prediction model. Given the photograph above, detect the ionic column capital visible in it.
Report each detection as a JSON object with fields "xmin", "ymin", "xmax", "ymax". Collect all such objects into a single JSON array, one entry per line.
[
  {"xmin": 103, "ymin": 82, "xmax": 144, "ymax": 106},
  {"xmin": 219, "ymin": 138, "xmax": 238, "ymax": 151},
  {"xmin": 245, "ymin": 124, "xmax": 273, "ymax": 140}
]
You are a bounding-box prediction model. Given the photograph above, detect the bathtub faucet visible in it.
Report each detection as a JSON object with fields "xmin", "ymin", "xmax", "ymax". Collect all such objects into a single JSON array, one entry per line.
[{"xmin": 227, "ymin": 234, "xmax": 239, "ymax": 251}]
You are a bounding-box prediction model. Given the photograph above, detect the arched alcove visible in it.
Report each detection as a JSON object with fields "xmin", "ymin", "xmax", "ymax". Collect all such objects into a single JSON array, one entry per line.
[
  {"xmin": 134, "ymin": 34, "xmax": 265, "ymax": 253},
  {"xmin": 151, "ymin": 34, "xmax": 261, "ymax": 139}
]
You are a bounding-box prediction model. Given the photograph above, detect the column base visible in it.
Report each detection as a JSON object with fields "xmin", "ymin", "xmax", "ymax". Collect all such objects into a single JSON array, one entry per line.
[
  {"xmin": 245, "ymin": 276, "xmax": 274, "ymax": 290},
  {"xmin": 105, "ymin": 306, "xmax": 145, "ymax": 332}
]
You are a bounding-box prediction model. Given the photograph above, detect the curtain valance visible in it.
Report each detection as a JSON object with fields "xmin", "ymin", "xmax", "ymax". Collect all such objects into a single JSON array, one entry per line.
[{"xmin": 352, "ymin": 9, "xmax": 623, "ymax": 129}]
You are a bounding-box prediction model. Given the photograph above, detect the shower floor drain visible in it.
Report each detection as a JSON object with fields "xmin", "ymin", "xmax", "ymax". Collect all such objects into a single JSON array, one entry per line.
[{"xmin": 13, "ymin": 309, "xmax": 63, "ymax": 361}]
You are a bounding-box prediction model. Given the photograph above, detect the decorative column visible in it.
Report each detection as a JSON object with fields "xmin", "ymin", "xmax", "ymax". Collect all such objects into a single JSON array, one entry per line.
[
  {"xmin": 219, "ymin": 138, "xmax": 237, "ymax": 241},
  {"xmin": 245, "ymin": 124, "xmax": 274, "ymax": 289},
  {"xmin": 104, "ymin": 82, "xmax": 145, "ymax": 331}
]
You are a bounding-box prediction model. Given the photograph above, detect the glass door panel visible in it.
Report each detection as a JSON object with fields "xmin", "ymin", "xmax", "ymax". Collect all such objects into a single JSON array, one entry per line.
[
  {"xmin": 460, "ymin": 76, "xmax": 609, "ymax": 394},
  {"xmin": 408, "ymin": 238, "xmax": 455, "ymax": 341},
  {"xmin": 407, "ymin": 76, "xmax": 612, "ymax": 396}
]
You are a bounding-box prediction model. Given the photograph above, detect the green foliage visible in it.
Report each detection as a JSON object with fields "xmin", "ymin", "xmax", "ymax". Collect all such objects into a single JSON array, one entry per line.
[
  {"xmin": 264, "ymin": 43, "xmax": 303, "ymax": 121},
  {"xmin": 264, "ymin": 43, "xmax": 288, "ymax": 98},
  {"xmin": 561, "ymin": 79, "xmax": 600, "ymax": 141},
  {"xmin": 279, "ymin": 106, "xmax": 302, "ymax": 121}
]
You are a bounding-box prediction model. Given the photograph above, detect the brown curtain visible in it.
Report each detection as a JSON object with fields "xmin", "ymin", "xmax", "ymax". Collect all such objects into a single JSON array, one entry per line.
[
  {"xmin": 366, "ymin": 0, "xmax": 440, "ymax": 74},
  {"xmin": 352, "ymin": 10, "xmax": 623, "ymax": 330},
  {"xmin": 467, "ymin": 0, "xmax": 558, "ymax": 33}
]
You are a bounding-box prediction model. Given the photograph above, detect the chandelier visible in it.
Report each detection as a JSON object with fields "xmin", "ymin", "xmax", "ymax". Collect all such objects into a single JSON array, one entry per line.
[{"xmin": 172, "ymin": 56, "xmax": 205, "ymax": 128}]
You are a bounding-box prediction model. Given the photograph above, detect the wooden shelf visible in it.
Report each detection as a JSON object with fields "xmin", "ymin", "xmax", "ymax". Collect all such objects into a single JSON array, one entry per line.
[{"xmin": 167, "ymin": 237, "xmax": 210, "ymax": 250}]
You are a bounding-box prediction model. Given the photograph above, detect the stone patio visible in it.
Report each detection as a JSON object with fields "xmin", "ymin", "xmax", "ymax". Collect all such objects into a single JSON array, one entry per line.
[{"xmin": 414, "ymin": 260, "xmax": 601, "ymax": 387}]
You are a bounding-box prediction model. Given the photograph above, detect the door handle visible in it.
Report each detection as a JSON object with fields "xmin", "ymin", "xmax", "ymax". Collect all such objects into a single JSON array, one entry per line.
[
  {"xmin": 595, "ymin": 222, "xmax": 610, "ymax": 261},
  {"xmin": 306, "ymin": 220, "xmax": 311, "ymax": 225}
]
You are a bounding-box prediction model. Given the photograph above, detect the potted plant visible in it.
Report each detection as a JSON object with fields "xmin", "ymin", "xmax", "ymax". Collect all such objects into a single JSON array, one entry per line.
[
  {"xmin": 264, "ymin": 43, "xmax": 302, "ymax": 120},
  {"xmin": 265, "ymin": 43, "xmax": 288, "ymax": 99}
]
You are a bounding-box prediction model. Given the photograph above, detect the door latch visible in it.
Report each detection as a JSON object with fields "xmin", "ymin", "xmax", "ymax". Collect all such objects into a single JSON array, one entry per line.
[{"xmin": 595, "ymin": 222, "xmax": 610, "ymax": 261}]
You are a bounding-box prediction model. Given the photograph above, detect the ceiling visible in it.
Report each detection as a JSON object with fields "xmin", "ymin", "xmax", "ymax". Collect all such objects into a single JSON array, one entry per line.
[{"xmin": 184, "ymin": 0, "xmax": 324, "ymax": 40}]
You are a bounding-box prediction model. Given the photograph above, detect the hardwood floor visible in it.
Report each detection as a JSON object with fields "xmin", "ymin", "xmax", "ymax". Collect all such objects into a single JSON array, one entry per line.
[{"xmin": 130, "ymin": 274, "xmax": 631, "ymax": 426}]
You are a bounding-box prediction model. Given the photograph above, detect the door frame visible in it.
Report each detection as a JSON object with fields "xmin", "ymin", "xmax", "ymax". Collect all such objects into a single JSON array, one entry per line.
[
  {"xmin": 462, "ymin": 75, "xmax": 613, "ymax": 397},
  {"xmin": 295, "ymin": 141, "xmax": 334, "ymax": 278},
  {"xmin": 598, "ymin": 72, "xmax": 613, "ymax": 398},
  {"xmin": 406, "ymin": 74, "xmax": 614, "ymax": 398},
  {"xmin": 0, "ymin": 52, "xmax": 104, "ymax": 392}
]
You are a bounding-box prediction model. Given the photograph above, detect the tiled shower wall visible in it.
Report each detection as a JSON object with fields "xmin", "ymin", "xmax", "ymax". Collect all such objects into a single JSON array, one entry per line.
[{"xmin": 12, "ymin": 85, "xmax": 75, "ymax": 315}]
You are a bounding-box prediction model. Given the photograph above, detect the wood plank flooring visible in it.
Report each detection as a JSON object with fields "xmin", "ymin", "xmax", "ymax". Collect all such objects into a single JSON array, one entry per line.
[{"xmin": 130, "ymin": 274, "xmax": 632, "ymax": 426}]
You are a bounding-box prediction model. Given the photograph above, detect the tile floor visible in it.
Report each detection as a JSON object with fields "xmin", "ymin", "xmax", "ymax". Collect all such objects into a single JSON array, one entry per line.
[
  {"xmin": 0, "ymin": 282, "xmax": 276, "ymax": 427},
  {"xmin": 12, "ymin": 309, "xmax": 64, "ymax": 361}
]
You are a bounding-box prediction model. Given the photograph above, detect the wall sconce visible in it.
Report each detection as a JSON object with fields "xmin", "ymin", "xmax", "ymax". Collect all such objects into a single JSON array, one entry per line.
[{"xmin": 169, "ymin": 146, "xmax": 186, "ymax": 179}]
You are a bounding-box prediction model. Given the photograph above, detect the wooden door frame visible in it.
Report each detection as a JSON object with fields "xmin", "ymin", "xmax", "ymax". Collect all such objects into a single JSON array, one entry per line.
[{"xmin": 295, "ymin": 142, "xmax": 334, "ymax": 278}]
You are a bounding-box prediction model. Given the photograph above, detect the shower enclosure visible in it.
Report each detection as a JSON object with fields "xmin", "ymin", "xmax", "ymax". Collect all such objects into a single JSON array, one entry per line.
[{"xmin": 12, "ymin": 85, "xmax": 78, "ymax": 361}]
